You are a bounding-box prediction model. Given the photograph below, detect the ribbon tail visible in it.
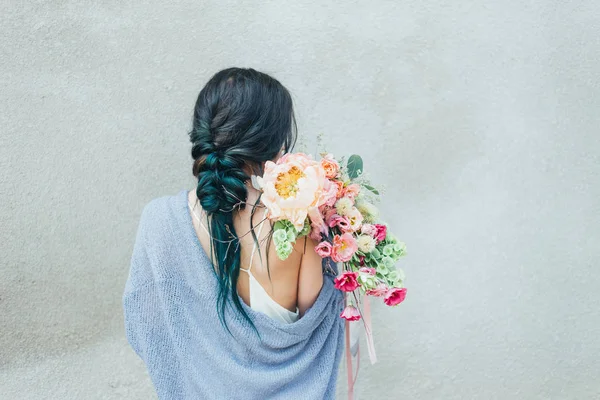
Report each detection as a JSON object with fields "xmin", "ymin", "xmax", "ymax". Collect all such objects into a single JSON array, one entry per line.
[
  {"xmin": 363, "ymin": 295, "xmax": 378, "ymax": 364},
  {"xmin": 345, "ymin": 318, "xmax": 354, "ymax": 400}
]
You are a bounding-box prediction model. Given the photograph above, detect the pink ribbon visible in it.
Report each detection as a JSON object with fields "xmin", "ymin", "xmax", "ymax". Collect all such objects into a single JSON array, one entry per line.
[
  {"xmin": 345, "ymin": 318, "xmax": 354, "ymax": 400},
  {"xmin": 363, "ymin": 295, "xmax": 378, "ymax": 364},
  {"xmin": 345, "ymin": 293, "xmax": 378, "ymax": 400}
]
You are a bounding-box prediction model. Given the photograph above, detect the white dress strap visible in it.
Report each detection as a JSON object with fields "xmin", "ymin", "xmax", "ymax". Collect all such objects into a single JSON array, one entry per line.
[
  {"xmin": 239, "ymin": 208, "xmax": 268, "ymax": 274},
  {"xmin": 240, "ymin": 208, "xmax": 299, "ymax": 323}
]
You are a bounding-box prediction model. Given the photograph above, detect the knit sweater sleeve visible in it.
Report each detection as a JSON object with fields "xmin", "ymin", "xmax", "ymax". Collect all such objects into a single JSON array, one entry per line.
[{"xmin": 123, "ymin": 201, "xmax": 186, "ymax": 399}]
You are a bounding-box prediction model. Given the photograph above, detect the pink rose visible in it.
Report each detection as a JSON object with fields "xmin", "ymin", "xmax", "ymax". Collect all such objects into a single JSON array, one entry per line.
[
  {"xmin": 340, "ymin": 305, "xmax": 361, "ymax": 321},
  {"xmin": 359, "ymin": 267, "xmax": 376, "ymax": 275},
  {"xmin": 331, "ymin": 233, "xmax": 358, "ymax": 263},
  {"xmin": 373, "ymin": 224, "xmax": 387, "ymax": 243},
  {"xmin": 320, "ymin": 179, "xmax": 339, "ymax": 207},
  {"xmin": 343, "ymin": 183, "xmax": 361, "ymax": 200},
  {"xmin": 320, "ymin": 154, "xmax": 340, "ymax": 179},
  {"xmin": 314, "ymin": 241, "xmax": 332, "ymax": 257},
  {"xmin": 333, "ymin": 271, "xmax": 360, "ymax": 292},
  {"xmin": 383, "ymin": 287, "xmax": 407, "ymax": 306},
  {"xmin": 328, "ymin": 214, "xmax": 351, "ymax": 232},
  {"xmin": 361, "ymin": 223, "xmax": 377, "ymax": 238},
  {"xmin": 366, "ymin": 282, "xmax": 388, "ymax": 297}
]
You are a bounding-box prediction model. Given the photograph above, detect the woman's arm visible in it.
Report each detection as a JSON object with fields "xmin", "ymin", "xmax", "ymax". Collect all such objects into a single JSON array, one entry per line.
[{"xmin": 296, "ymin": 236, "xmax": 324, "ymax": 317}]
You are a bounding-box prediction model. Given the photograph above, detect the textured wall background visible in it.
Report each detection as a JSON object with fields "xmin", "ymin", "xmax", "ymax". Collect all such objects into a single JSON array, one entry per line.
[{"xmin": 1, "ymin": 1, "xmax": 599, "ymax": 399}]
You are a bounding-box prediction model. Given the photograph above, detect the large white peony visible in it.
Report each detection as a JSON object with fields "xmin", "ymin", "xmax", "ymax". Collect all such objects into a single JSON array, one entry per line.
[{"xmin": 256, "ymin": 153, "xmax": 327, "ymax": 232}]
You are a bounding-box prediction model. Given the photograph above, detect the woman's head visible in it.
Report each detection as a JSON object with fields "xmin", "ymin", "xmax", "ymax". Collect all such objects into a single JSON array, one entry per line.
[
  {"xmin": 188, "ymin": 68, "xmax": 296, "ymax": 334},
  {"xmin": 190, "ymin": 67, "xmax": 297, "ymax": 215}
]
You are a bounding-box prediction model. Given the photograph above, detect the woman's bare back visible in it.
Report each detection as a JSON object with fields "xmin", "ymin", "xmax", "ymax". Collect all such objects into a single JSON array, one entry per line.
[{"xmin": 188, "ymin": 190, "xmax": 323, "ymax": 317}]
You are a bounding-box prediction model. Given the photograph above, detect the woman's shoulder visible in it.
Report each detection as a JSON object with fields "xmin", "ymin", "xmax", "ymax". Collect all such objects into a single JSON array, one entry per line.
[
  {"xmin": 127, "ymin": 190, "xmax": 196, "ymax": 286},
  {"xmin": 136, "ymin": 190, "xmax": 186, "ymax": 239}
]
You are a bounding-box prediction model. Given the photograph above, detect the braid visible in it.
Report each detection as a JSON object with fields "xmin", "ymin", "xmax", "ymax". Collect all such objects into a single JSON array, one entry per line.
[
  {"xmin": 196, "ymin": 151, "xmax": 249, "ymax": 214},
  {"xmin": 187, "ymin": 67, "xmax": 296, "ymax": 337},
  {"xmin": 190, "ymin": 109, "xmax": 254, "ymax": 336}
]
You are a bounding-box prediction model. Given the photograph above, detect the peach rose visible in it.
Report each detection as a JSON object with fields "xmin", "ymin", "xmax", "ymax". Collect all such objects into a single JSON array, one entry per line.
[
  {"xmin": 333, "ymin": 180, "xmax": 345, "ymax": 199},
  {"xmin": 320, "ymin": 154, "xmax": 340, "ymax": 179}
]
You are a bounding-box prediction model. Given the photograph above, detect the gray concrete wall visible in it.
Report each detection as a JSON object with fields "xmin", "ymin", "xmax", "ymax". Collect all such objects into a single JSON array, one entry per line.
[{"xmin": 1, "ymin": 1, "xmax": 598, "ymax": 399}]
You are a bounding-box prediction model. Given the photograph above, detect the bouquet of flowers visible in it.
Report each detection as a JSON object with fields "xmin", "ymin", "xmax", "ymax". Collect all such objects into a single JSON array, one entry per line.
[{"xmin": 255, "ymin": 152, "xmax": 408, "ymax": 320}]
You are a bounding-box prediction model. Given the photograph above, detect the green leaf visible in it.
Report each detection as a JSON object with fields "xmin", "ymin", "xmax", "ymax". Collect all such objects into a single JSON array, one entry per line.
[
  {"xmin": 363, "ymin": 184, "xmax": 379, "ymax": 195},
  {"xmin": 347, "ymin": 154, "xmax": 363, "ymax": 179},
  {"xmin": 298, "ymin": 217, "xmax": 311, "ymax": 236}
]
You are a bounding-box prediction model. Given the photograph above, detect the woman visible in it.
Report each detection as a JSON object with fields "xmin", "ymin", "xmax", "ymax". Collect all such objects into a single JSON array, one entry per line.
[{"xmin": 123, "ymin": 68, "xmax": 345, "ymax": 399}]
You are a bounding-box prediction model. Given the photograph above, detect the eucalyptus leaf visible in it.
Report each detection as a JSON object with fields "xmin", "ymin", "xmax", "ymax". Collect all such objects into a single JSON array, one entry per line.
[
  {"xmin": 347, "ymin": 154, "xmax": 363, "ymax": 179},
  {"xmin": 363, "ymin": 184, "xmax": 379, "ymax": 195}
]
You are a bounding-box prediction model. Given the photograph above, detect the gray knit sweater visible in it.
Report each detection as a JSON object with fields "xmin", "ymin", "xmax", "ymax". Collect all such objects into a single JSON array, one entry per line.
[{"xmin": 123, "ymin": 189, "xmax": 345, "ymax": 399}]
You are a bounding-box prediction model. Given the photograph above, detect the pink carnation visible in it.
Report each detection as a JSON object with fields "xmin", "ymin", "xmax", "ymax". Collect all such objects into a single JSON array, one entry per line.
[
  {"xmin": 314, "ymin": 241, "xmax": 332, "ymax": 257},
  {"xmin": 331, "ymin": 233, "xmax": 358, "ymax": 263},
  {"xmin": 383, "ymin": 287, "xmax": 407, "ymax": 306},
  {"xmin": 328, "ymin": 214, "xmax": 351, "ymax": 232},
  {"xmin": 366, "ymin": 282, "xmax": 388, "ymax": 297},
  {"xmin": 359, "ymin": 267, "xmax": 376, "ymax": 275},
  {"xmin": 340, "ymin": 305, "xmax": 361, "ymax": 321},
  {"xmin": 361, "ymin": 223, "xmax": 377, "ymax": 238},
  {"xmin": 373, "ymin": 224, "xmax": 387, "ymax": 243},
  {"xmin": 334, "ymin": 271, "xmax": 360, "ymax": 292}
]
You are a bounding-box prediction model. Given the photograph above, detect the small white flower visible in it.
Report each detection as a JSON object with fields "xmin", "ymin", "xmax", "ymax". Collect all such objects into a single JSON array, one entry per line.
[
  {"xmin": 356, "ymin": 234, "xmax": 376, "ymax": 253},
  {"xmin": 335, "ymin": 197, "xmax": 353, "ymax": 216}
]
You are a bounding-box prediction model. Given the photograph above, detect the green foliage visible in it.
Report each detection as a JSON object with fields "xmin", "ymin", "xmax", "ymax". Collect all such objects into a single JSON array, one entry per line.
[
  {"xmin": 276, "ymin": 241, "xmax": 293, "ymax": 259},
  {"xmin": 346, "ymin": 154, "xmax": 363, "ymax": 179},
  {"xmin": 362, "ymin": 183, "xmax": 379, "ymax": 195},
  {"xmin": 298, "ymin": 217, "xmax": 311, "ymax": 237},
  {"xmin": 272, "ymin": 228, "xmax": 288, "ymax": 245}
]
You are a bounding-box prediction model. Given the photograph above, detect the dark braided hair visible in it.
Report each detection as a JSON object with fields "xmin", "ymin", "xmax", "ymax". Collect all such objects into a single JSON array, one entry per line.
[{"xmin": 189, "ymin": 68, "xmax": 297, "ymax": 334}]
